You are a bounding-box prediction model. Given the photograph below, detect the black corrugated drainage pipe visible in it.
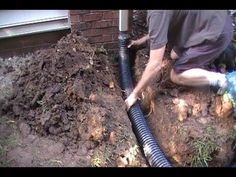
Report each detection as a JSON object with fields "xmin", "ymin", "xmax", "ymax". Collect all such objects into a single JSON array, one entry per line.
[{"xmin": 118, "ymin": 10, "xmax": 172, "ymax": 167}]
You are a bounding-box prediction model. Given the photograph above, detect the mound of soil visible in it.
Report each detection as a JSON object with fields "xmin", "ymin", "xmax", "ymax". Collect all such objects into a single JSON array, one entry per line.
[
  {"xmin": 134, "ymin": 47, "xmax": 236, "ymax": 167},
  {"xmin": 0, "ymin": 33, "xmax": 147, "ymax": 167}
]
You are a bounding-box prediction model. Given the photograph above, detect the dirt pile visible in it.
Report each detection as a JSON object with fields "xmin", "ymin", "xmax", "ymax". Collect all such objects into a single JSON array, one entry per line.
[{"xmin": 0, "ymin": 33, "xmax": 147, "ymax": 167}]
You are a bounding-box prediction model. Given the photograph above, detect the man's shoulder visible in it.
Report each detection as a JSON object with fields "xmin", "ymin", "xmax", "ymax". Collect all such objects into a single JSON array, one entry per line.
[{"xmin": 147, "ymin": 10, "xmax": 173, "ymax": 18}]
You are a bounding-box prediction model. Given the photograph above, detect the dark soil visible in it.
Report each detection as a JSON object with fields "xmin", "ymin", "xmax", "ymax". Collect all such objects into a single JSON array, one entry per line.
[{"xmin": 0, "ymin": 33, "xmax": 147, "ymax": 167}]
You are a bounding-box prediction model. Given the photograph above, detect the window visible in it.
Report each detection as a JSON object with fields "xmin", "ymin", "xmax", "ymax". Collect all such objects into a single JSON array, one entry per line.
[{"xmin": 0, "ymin": 10, "xmax": 70, "ymax": 38}]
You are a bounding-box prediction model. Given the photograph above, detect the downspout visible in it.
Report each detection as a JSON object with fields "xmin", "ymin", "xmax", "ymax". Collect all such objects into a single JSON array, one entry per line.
[{"xmin": 118, "ymin": 10, "xmax": 172, "ymax": 167}]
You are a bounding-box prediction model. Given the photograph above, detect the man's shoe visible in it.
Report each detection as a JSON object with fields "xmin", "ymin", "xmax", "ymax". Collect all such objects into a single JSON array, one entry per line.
[{"xmin": 226, "ymin": 71, "xmax": 236, "ymax": 107}]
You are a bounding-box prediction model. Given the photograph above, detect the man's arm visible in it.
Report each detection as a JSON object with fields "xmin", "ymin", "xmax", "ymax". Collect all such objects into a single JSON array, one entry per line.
[
  {"xmin": 125, "ymin": 45, "xmax": 166, "ymax": 110},
  {"xmin": 128, "ymin": 34, "xmax": 150, "ymax": 48}
]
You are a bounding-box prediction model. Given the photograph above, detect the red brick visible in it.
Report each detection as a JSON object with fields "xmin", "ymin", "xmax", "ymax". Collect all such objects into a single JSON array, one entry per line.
[
  {"xmin": 82, "ymin": 27, "xmax": 118, "ymax": 37},
  {"xmin": 112, "ymin": 19, "xmax": 119, "ymax": 26},
  {"xmin": 91, "ymin": 20, "xmax": 113, "ymax": 28},
  {"xmin": 70, "ymin": 10, "xmax": 91, "ymax": 15},
  {"xmin": 83, "ymin": 13, "xmax": 103, "ymax": 22},
  {"xmin": 78, "ymin": 22, "xmax": 92, "ymax": 30},
  {"xmin": 102, "ymin": 42, "xmax": 118, "ymax": 49},
  {"xmin": 100, "ymin": 27, "xmax": 119, "ymax": 35},
  {"xmin": 70, "ymin": 10, "xmax": 80, "ymax": 15},
  {"xmin": 88, "ymin": 35, "xmax": 113, "ymax": 43},
  {"xmin": 78, "ymin": 10, "xmax": 91, "ymax": 14},
  {"xmin": 103, "ymin": 11, "xmax": 119, "ymax": 19},
  {"xmin": 112, "ymin": 33, "xmax": 119, "ymax": 41},
  {"xmin": 70, "ymin": 14, "xmax": 82, "ymax": 23},
  {"xmin": 90, "ymin": 10, "xmax": 109, "ymax": 13},
  {"xmin": 82, "ymin": 28, "xmax": 103, "ymax": 37}
]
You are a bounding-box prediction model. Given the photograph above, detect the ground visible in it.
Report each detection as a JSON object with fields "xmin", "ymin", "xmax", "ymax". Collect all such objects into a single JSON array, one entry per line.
[
  {"xmin": 0, "ymin": 34, "xmax": 147, "ymax": 167},
  {"xmin": 133, "ymin": 47, "xmax": 236, "ymax": 167},
  {"xmin": 0, "ymin": 30, "xmax": 236, "ymax": 167}
]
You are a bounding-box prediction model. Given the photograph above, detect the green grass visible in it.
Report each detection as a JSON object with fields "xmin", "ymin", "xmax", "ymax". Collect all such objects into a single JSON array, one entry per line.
[
  {"xmin": 48, "ymin": 159, "xmax": 63, "ymax": 167},
  {"xmin": 0, "ymin": 121, "xmax": 20, "ymax": 167},
  {"xmin": 227, "ymin": 129, "xmax": 236, "ymax": 139},
  {"xmin": 91, "ymin": 151, "xmax": 105, "ymax": 167},
  {"xmin": 188, "ymin": 125, "xmax": 220, "ymax": 167},
  {"xmin": 226, "ymin": 129, "xmax": 236, "ymax": 150},
  {"xmin": 190, "ymin": 137, "xmax": 220, "ymax": 167},
  {"xmin": 205, "ymin": 124, "xmax": 215, "ymax": 135}
]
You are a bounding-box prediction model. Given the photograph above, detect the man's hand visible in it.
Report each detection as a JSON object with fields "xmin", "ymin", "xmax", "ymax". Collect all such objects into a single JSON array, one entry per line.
[
  {"xmin": 128, "ymin": 34, "xmax": 149, "ymax": 48},
  {"xmin": 128, "ymin": 40, "xmax": 140, "ymax": 48},
  {"xmin": 125, "ymin": 92, "xmax": 139, "ymax": 111}
]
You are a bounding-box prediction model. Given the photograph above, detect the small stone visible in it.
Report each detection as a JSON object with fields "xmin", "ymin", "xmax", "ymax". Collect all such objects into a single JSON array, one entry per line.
[
  {"xmin": 233, "ymin": 124, "xmax": 236, "ymax": 131},
  {"xmin": 109, "ymin": 82, "xmax": 115, "ymax": 89},
  {"xmin": 169, "ymin": 88, "xmax": 178, "ymax": 97},
  {"xmin": 109, "ymin": 131, "xmax": 116, "ymax": 145},
  {"xmin": 48, "ymin": 142, "xmax": 65, "ymax": 156},
  {"xmin": 198, "ymin": 117, "xmax": 208, "ymax": 125},
  {"xmin": 19, "ymin": 122, "xmax": 31, "ymax": 137},
  {"xmin": 89, "ymin": 93, "xmax": 98, "ymax": 102},
  {"xmin": 116, "ymin": 156, "xmax": 128, "ymax": 167}
]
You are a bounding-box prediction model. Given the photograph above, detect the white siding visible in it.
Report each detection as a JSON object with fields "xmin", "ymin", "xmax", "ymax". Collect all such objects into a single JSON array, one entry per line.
[{"xmin": 0, "ymin": 10, "xmax": 70, "ymax": 38}]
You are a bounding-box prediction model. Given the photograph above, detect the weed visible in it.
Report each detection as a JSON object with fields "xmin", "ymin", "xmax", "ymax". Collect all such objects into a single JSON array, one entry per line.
[
  {"xmin": 0, "ymin": 144, "xmax": 5, "ymax": 158},
  {"xmin": 37, "ymin": 100, "xmax": 49, "ymax": 112},
  {"xmin": 0, "ymin": 116, "xmax": 8, "ymax": 124},
  {"xmin": 226, "ymin": 129, "xmax": 236, "ymax": 150},
  {"xmin": 227, "ymin": 129, "xmax": 236, "ymax": 139},
  {"xmin": 49, "ymin": 159, "xmax": 63, "ymax": 167},
  {"xmin": 190, "ymin": 137, "xmax": 220, "ymax": 167},
  {"xmin": 91, "ymin": 151, "xmax": 105, "ymax": 167},
  {"xmin": 205, "ymin": 124, "xmax": 215, "ymax": 135}
]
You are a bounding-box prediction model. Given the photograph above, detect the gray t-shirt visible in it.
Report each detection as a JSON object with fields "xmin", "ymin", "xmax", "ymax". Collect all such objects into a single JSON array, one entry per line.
[{"xmin": 147, "ymin": 10, "xmax": 228, "ymax": 50}]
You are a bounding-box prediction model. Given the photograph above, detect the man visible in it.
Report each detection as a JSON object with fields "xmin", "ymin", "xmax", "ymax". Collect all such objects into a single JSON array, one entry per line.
[{"xmin": 125, "ymin": 10, "xmax": 235, "ymax": 110}]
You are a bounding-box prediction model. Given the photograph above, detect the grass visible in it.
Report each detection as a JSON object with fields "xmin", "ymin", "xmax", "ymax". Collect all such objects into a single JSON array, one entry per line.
[
  {"xmin": 189, "ymin": 124, "xmax": 236, "ymax": 167},
  {"xmin": 227, "ymin": 129, "xmax": 236, "ymax": 139},
  {"xmin": 226, "ymin": 129, "xmax": 236, "ymax": 150},
  {"xmin": 91, "ymin": 150, "xmax": 106, "ymax": 167},
  {"xmin": 188, "ymin": 125, "xmax": 220, "ymax": 167},
  {"xmin": 205, "ymin": 124, "xmax": 215, "ymax": 135},
  {"xmin": 49, "ymin": 159, "xmax": 63, "ymax": 167},
  {"xmin": 190, "ymin": 136, "xmax": 220, "ymax": 167},
  {"xmin": 0, "ymin": 117, "xmax": 20, "ymax": 167}
]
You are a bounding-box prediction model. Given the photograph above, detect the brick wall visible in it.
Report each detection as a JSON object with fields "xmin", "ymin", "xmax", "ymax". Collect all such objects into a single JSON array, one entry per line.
[
  {"xmin": 0, "ymin": 30, "xmax": 70, "ymax": 58},
  {"xmin": 70, "ymin": 10, "xmax": 120, "ymax": 52}
]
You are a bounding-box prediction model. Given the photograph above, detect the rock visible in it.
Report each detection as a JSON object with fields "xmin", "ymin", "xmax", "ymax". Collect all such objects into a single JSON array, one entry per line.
[
  {"xmin": 109, "ymin": 131, "xmax": 116, "ymax": 145},
  {"xmin": 48, "ymin": 142, "xmax": 65, "ymax": 155},
  {"xmin": 19, "ymin": 122, "xmax": 31, "ymax": 137},
  {"xmin": 233, "ymin": 124, "xmax": 236, "ymax": 131},
  {"xmin": 89, "ymin": 93, "xmax": 98, "ymax": 102},
  {"xmin": 169, "ymin": 88, "xmax": 179, "ymax": 97},
  {"xmin": 76, "ymin": 145, "xmax": 88, "ymax": 156},
  {"xmin": 198, "ymin": 117, "xmax": 208, "ymax": 125},
  {"xmin": 116, "ymin": 156, "xmax": 128, "ymax": 167},
  {"xmin": 24, "ymin": 135, "xmax": 38, "ymax": 144},
  {"xmin": 214, "ymin": 95, "xmax": 233, "ymax": 118},
  {"xmin": 12, "ymin": 104, "xmax": 21, "ymax": 116},
  {"xmin": 48, "ymin": 126, "xmax": 62, "ymax": 135},
  {"xmin": 173, "ymin": 98, "xmax": 189, "ymax": 121},
  {"xmin": 109, "ymin": 81, "xmax": 115, "ymax": 89}
]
